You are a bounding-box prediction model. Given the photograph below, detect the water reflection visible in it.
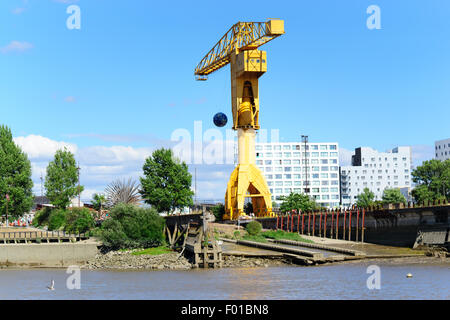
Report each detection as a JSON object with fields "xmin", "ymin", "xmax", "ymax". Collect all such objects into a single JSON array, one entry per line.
[{"xmin": 0, "ymin": 262, "xmax": 448, "ymax": 300}]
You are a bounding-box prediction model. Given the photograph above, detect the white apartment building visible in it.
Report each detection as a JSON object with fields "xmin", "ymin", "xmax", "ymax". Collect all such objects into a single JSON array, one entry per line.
[
  {"xmin": 255, "ymin": 142, "xmax": 340, "ymax": 208},
  {"xmin": 340, "ymin": 146, "xmax": 412, "ymax": 207},
  {"xmin": 435, "ymin": 138, "xmax": 450, "ymax": 161}
]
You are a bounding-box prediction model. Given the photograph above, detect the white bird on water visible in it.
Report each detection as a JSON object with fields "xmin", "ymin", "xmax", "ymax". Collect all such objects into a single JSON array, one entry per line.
[{"xmin": 47, "ymin": 279, "xmax": 55, "ymax": 291}]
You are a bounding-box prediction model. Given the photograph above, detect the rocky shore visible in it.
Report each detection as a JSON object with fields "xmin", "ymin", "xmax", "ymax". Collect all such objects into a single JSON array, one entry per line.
[
  {"xmin": 81, "ymin": 249, "xmax": 291, "ymax": 270},
  {"xmin": 81, "ymin": 250, "xmax": 192, "ymax": 270},
  {"xmin": 80, "ymin": 247, "xmax": 447, "ymax": 271}
]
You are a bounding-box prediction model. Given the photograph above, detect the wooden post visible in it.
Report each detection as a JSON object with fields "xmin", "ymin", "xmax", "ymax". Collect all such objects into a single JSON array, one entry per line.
[
  {"xmin": 319, "ymin": 211, "xmax": 322, "ymax": 237},
  {"xmin": 301, "ymin": 213, "xmax": 305, "ymax": 234},
  {"xmin": 343, "ymin": 211, "xmax": 347, "ymax": 240},
  {"xmin": 336, "ymin": 210, "xmax": 339, "ymax": 239},
  {"xmin": 291, "ymin": 213, "xmax": 294, "ymax": 232},
  {"xmin": 276, "ymin": 215, "xmax": 279, "ymax": 230},
  {"xmin": 324, "ymin": 210, "xmax": 327, "ymax": 238},
  {"xmin": 281, "ymin": 215, "xmax": 283, "ymax": 231},
  {"xmin": 286, "ymin": 214, "xmax": 289, "ymax": 232},
  {"xmin": 308, "ymin": 212, "xmax": 311, "ymax": 235},
  {"xmin": 331, "ymin": 210, "xmax": 334, "ymax": 239},
  {"xmin": 356, "ymin": 209, "xmax": 360, "ymax": 242},
  {"xmin": 312, "ymin": 213, "xmax": 316, "ymax": 237},
  {"xmin": 348, "ymin": 210, "xmax": 352, "ymax": 241},
  {"xmin": 362, "ymin": 208, "xmax": 365, "ymax": 243},
  {"xmin": 297, "ymin": 213, "xmax": 300, "ymax": 233}
]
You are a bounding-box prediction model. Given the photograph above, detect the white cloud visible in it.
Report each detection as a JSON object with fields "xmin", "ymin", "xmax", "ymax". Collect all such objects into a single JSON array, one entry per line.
[
  {"xmin": 12, "ymin": 134, "xmax": 257, "ymax": 203},
  {"xmin": 0, "ymin": 41, "xmax": 33, "ymax": 54},
  {"xmin": 14, "ymin": 135, "xmax": 77, "ymax": 161}
]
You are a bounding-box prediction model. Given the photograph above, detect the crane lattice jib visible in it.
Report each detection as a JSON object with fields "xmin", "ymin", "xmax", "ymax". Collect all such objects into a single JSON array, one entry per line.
[{"xmin": 194, "ymin": 20, "xmax": 284, "ymax": 77}]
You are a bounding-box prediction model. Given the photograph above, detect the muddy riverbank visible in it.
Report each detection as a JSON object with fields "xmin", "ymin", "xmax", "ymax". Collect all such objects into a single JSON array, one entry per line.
[
  {"xmin": 81, "ymin": 249, "xmax": 292, "ymax": 270},
  {"xmin": 80, "ymin": 248, "xmax": 448, "ymax": 271}
]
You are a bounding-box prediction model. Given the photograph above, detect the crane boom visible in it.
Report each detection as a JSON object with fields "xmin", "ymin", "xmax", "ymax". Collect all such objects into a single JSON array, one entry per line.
[{"xmin": 194, "ymin": 20, "xmax": 284, "ymax": 78}]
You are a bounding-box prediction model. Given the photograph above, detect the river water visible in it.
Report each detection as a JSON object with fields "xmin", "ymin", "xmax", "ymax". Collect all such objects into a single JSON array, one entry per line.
[{"xmin": 0, "ymin": 261, "xmax": 448, "ymax": 300}]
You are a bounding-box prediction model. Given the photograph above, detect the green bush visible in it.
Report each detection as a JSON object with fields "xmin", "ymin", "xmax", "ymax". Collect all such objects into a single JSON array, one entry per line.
[
  {"xmin": 33, "ymin": 207, "xmax": 95, "ymax": 234},
  {"xmin": 48, "ymin": 209, "xmax": 66, "ymax": 231},
  {"xmin": 245, "ymin": 221, "xmax": 262, "ymax": 236},
  {"xmin": 65, "ymin": 208, "xmax": 94, "ymax": 233},
  {"xmin": 211, "ymin": 203, "xmax": 225, "ymax": 221},
  {"xmin": 100, "ymin": 203, "xmax": 165, "ymax": 250},
  {"xmin": 33, "ymin": 207, "xmax": 52, "ymax": 226}
]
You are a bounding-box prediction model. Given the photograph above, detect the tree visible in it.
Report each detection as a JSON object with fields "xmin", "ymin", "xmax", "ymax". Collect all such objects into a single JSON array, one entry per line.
[
  {"xmin": 211, "ymin": 203, "xmax": 225, "ymax": 221},
  {"xmin": 279, "ymin": 192, "xmax": 317, "ymax": 213},
  {"xmin": 411, "ymin": 159, "xmax": 450, "ymax": 203},
  {"xmin": 140, "ymin": 148, "xmax": 194, "ymax": 214},
  {"xmin": 356, "ymin": 188, "xmax": 375, "ymax": 208},
  {"xmin": 105, "ymin": 179, "xmax": 140, "ymax": 207},
  {"xmin": 382, "ymin": 188, "xmax": 407, "ymax": 205},
  {"xmin": 0, "ymin": 125, "xmax": 34, "ymax": 220},
  {"xmin": 91, "ymin": 193, "xmax": 106, "ymax": 211},
  {"xmin": 45, "ymin": 148, "xmax": 83, "ymax": 209}
]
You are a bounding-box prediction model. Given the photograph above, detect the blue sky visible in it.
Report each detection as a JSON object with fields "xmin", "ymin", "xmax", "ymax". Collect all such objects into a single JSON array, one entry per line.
[{"xmin": 1, "ymin": 0, "xmax": 449, "ymax": 201}]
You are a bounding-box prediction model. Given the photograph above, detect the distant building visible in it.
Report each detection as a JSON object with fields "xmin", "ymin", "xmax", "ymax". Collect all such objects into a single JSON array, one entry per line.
[
  {"xmin": 340, "ymin": 146, "xmax": 412, "ymax": 207},
  {"xmin": 255, "ymin": 141, "xmax": 340, "ymax": 208},
  {"xmin": 33, "ymin": 196, "xmax": 84, "ymax": 211},
  {"xmin": 435, "ymin": 138, "xmax": 450, "ymax": 161}
]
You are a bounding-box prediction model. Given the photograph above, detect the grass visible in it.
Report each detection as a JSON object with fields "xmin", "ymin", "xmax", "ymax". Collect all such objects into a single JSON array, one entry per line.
[
  {"xmin": 261, "ymin": 230, "xmax": 314, "ymax": 243},
  {"xmin": 131, "ymin": 246, "xmax": 173, "ymax": 256},
  {"xmin": 241, "ymin": 234, "xmax": 268, "ymax": 243}
]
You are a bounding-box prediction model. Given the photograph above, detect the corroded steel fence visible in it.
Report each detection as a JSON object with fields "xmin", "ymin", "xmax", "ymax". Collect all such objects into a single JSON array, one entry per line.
[{"xmin": 275, "ymin": 209, "xmax": 366, "ymax": 242}]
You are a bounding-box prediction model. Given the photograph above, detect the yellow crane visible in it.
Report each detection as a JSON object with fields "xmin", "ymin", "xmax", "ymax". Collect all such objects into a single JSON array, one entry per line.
[{"xmin": 195, "ymin": 19, "xmax": 285, "ymax": 220}]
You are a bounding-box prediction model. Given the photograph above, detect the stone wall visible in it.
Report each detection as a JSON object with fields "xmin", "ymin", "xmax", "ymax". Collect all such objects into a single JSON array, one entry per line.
[{"xmin": 0, "ymin": 242, "xmax": 100, "ymax": 268}]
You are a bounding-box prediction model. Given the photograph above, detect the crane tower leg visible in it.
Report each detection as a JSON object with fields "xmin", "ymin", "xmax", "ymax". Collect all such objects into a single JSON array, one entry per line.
[{"xmin": 224, "ymin": 128, "xmax": 272, "ymax": 220}]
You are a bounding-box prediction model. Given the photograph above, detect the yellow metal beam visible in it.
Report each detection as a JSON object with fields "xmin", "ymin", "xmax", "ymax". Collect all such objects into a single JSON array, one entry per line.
[{"xmin": 194, "ymin": 20, "xmax": 284, "ymax": 77}]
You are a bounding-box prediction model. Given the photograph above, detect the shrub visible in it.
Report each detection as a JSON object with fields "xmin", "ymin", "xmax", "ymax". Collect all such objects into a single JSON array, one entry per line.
[
  {"xmin": 47, "ymin": 209, "xmax": 66, "ymax": 231},
  {"xmin": 245, "ymin": 221, "xmax": 262, "ymax": 236},
  {"xmin": 33, "ymin": 207, "xmax": 52, "ymax": 226},
  {"xmin": 65, "ymin": 208, "xmax": 94, "ymax": 233},
  {"xmin": 100, "ymin": 203, "xmax": 165, "ymax": 250},
  {"xmin": 211, "ymin": 203, "xmax": 225, "ymax": 221}
]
